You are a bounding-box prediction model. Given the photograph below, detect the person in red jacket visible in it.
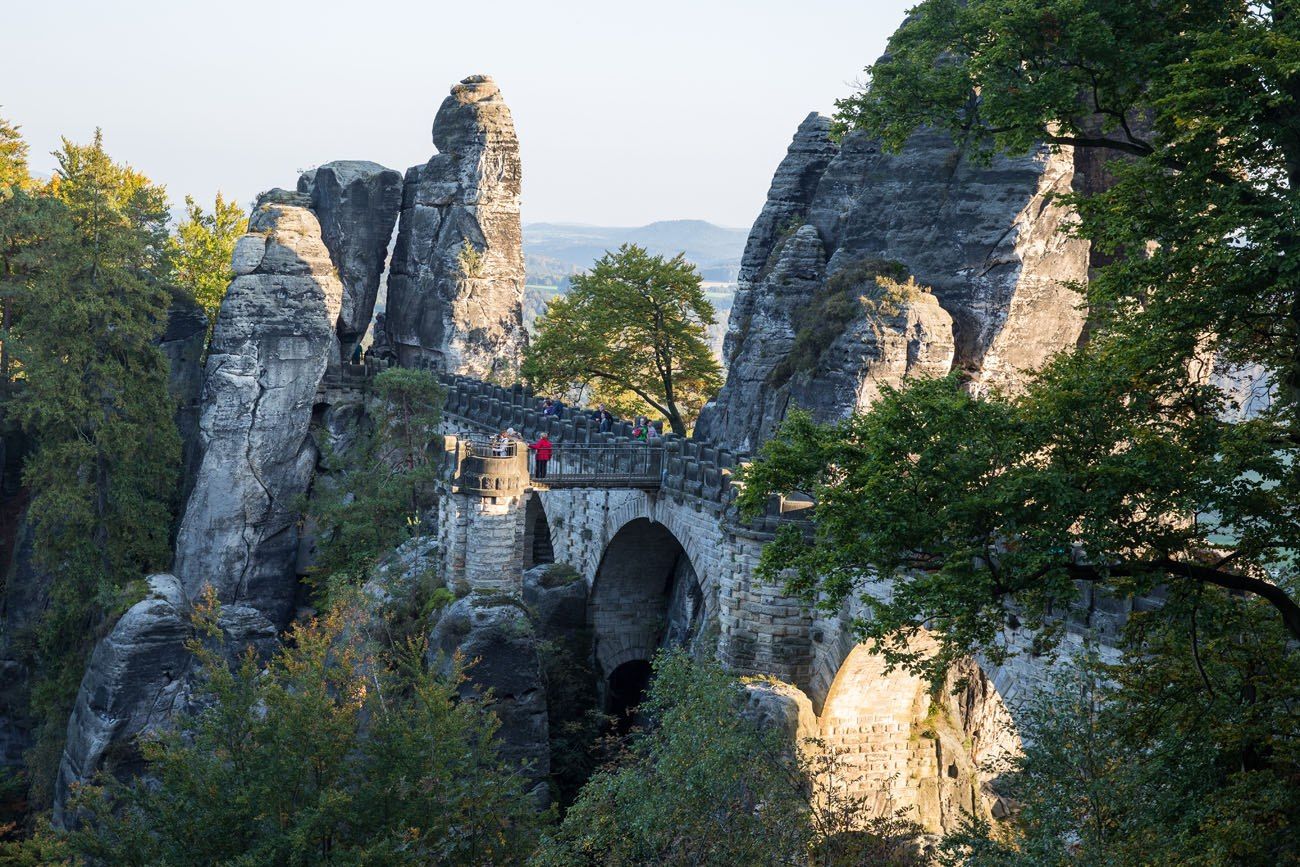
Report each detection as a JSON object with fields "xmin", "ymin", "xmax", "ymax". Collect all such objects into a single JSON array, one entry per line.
[{"xmin": 529, "ymin": 433, "xmax": 553, "ymax": 479}]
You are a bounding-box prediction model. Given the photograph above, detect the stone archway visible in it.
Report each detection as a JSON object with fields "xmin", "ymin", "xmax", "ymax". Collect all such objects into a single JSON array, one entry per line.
[
  {"xmin": 816, "ymin": 634, "xmax": 1019, "ymax": 834},
  {"xmin": 589, "ymin": 518, "xmax": 704, "ymax": 703},
  {"xmin": 522, "ymin": 494, "xmax": 554, "ymax": 570}
]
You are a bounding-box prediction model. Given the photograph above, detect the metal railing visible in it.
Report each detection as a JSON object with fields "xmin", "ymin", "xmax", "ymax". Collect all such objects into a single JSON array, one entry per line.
[
  {"xmin": 464, "ymin": 436, "xmax": 663, "ymax": 488},
  {"xmin": 535, "ymin": 443, "xmax": 662, "ymax": 487}
]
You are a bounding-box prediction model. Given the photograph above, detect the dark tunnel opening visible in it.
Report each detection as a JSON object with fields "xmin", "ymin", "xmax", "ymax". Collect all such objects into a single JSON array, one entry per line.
[{"xmin": 605, "ymin": 659, "xmax": 654, "ymax": 733}]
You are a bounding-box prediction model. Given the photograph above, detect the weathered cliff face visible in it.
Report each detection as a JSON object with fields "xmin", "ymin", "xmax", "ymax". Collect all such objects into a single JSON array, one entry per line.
[
  {"xmin": 174, "ymin": 189, "xmax": 341, "ymax": 626},
  {"xmin": 51, "ymin": 576, "xmax": 279, "ymax": 825},
  {"xmin": 722, "ymin": 114, "xmax": 841, "ymax": 365},
  {"xmin": 428, "ymin": 594, "xmax": 550, "ymax": 805},
  {"xmin": 698, "ymin": 112, "xmax": 1092, "ymax": 454},
  {"xmin": 52, "ymin": 190, "xmax": 346, "ymax": 821},
  {"xmin": 158, "ymin": 293, "xmax": 209, "ymax": 498},
  {"xmin": 297, "ymin": 161, "xmax": 404, "ymax": 363},
  {"xmin": 385, "ymin": 75, "xmax": 527, "ymax": 378}
]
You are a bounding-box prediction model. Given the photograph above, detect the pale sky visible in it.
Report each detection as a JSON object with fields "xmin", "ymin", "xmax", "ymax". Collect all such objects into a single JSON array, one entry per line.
[{"xmin": 3, "ymin": 0, "xmax": 913, "ymax": 228}]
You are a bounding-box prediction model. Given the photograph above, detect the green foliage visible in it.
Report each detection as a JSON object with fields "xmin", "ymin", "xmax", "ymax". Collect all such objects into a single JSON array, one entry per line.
[
  {"xmin": 306, "ymin": 368, "xmax": 443, "ymax": 603},
  {"xmin": 166, "ymin": 192, "xmax": 246, "ymax": 328},
  {"xmin": 458, "ymin": 237, "xmax": 485, "ymax": 279},
  {"xmin": 742, "ymin": 2, "xmax": 1300, "ymax": 857},
  {"xmin": 522, "ymin": 244, "xmax": 722, "ymax": 436},
  {"xmin": 0, "ymin": 115, "xmax": 62, "ymax": 385},
  {"xmin": 768, "ymin": 258, "xmax": 909, "ymax": 387},
  {"xmin": 0, "ymin": 114, "xmax": 30, "ymax": 192},
  {"xmin": 535, "ymin": 627, "xmax": 604, "ymax": 810},
  {"xmin": 20, "ymin": 598, "xmax": 541, "ymax": 866},
  {"xmin": 941, "ymin": 599, "xmax": 1300, "ymax": 866},
  {"xmin": 533, "ymin": 650, "xmax": 921, "ymax": 866},
  {"xmin": 3, "ymin": 132, "xmax": 180, "ymax": 804}
]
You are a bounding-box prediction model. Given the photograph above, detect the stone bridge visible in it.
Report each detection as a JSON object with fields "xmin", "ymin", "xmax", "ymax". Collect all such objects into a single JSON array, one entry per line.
[{"xmin": 432, "ymin": 374, "xmax": 1133, "ymax": 831}]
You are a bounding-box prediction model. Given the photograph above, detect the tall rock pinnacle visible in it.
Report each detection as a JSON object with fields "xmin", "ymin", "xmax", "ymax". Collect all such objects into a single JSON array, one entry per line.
[{"xmin": 385, "ymin": 75, "xmax": 527, "ymax": 377}]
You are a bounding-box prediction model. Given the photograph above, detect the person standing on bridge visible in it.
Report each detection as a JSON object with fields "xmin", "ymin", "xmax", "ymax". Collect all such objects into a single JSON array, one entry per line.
[
  {"xmin": 593, "ymin": 403, "xmax": 614, "ymax": 433},
  {"xmin": 529, "ymin": 433, "xmax": 553, "ymax": 479}
]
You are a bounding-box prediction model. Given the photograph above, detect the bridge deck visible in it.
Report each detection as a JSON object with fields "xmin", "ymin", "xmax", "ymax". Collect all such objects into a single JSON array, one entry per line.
[
  {"xmin": 448, "ymin": 417, "xmax": 664, "ymax": 491},
  {"xmin": 530, "ymin": 474, "xmax": 661, "ymax": 490}
]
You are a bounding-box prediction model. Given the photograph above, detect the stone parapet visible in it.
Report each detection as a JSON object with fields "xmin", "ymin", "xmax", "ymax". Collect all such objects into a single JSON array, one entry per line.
[{"xmin": 436, "ymin": 373, "xmax": 797, "ymax": 534}]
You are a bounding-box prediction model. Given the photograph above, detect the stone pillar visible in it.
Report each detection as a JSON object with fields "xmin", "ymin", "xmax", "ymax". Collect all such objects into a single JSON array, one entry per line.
[{"xmin": 444, "ymin": 446, "xmax": 529, "ymax": 596}]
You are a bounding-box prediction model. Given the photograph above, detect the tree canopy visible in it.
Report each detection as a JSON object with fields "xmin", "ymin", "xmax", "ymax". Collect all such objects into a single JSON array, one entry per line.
[
  {"xmin": 521, "ymin": 244, "xmax": 722, "ymax": 436},
  {"xmin": 740, "ymin": 1, "xmax": 1300, "ymax": 859},
  {"xmin": 534, "ymin": 650, "xmax": 920, "ymax": 867},
  {"xmin": 166, "ymin": 192, "xmax": 245, "ymax": 327},
  {"xmin": 28, "ymin": 599, "xmax": 541, "ymax": 866},
  {"xmin": 305, "ymin": 367, "xmax": 443, "ymax": 602},
  {"xmin": 2, "ymin": 131, "xmax": 181, "ymax": 805}
]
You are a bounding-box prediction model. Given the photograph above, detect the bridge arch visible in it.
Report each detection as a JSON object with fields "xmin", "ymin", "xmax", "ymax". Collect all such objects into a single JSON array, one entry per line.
[
  {"xmin": 815, "ymin": 633, "xmax": 1019, "ymax": 834},
  {"xmin": 522, "ymin": 494, "xmax": 554, "ymax": 569},
  {"xmin": 589, "ymin": 518, "xmax": 706, "ymax": 697}
]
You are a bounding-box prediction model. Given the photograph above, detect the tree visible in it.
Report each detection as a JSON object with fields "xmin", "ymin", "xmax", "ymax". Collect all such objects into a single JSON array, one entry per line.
[
  {"xmin": 522, "ymin": 244, "xmax": 722, "ymax": 436},
  {"xmin": 739, "ymin": 0, "xmax": 1300, "ymax": 665},
  {"xmin": 940, "ymin": 605, "xmax": 1300, "ymax": 866},
  {"xmin": 533, "ymin": 650, "xmax": 920, "ymax": 867},
  {"xmin": 305, "ymin": 367, "xmax": 443, "ymax": 602},
  {"xmin": 7, "ymin": 132, "xmax": 179, "ymax": 800},
  {"xmin": 0, "ymin": 114, "xmax": 30, "ymax": 191},
  {"xmin": 28, "ymin": 598, "xmax": 541, "ymax": 866},
  {"xmin": 166, "ymin": 192, "xmax": 246, "ymax": 327},
  {"xmin": 0, "ymin": 114, "xmax": 61, "ymax": 383}
]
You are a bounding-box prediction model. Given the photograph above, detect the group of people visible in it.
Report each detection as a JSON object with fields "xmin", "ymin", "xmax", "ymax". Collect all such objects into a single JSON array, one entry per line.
[
  {"xmin": 489, "ymin": 428, "xmax": 553, "ymax": 479},
  {"xmin": 490, "ymin": 399, "xmax": 662, "ymax": 482},
  {"xmin": 540, "ymin": 398, "xmax": 661, "ymax": 440}
]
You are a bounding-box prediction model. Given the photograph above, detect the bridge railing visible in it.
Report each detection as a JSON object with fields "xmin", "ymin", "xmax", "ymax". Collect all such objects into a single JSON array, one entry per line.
[
  {"xmin": 437, "ymin": 373, "xmax": 805, "ymax": 531},
  {"xmin": 458, "ymin": 434, "xmax": 662, "ymax": 488},
  {"xmin": 534, "ymin": 442, "xmax": 662, "ymax": 488}
]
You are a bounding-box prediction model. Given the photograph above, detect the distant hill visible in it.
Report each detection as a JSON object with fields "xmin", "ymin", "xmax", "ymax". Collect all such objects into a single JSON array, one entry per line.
[
  {"xmin": 523, "ymin": 220, "xmax": 749, "ymax": 287},
  {"xmin": 521, "ymin": 220, "xmax": 745, "ymax": 360}
]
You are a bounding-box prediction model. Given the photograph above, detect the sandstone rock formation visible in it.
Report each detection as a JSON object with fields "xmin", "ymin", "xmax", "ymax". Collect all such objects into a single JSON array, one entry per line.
[
  {"xmin": 52, "ymin": 576, "xmax": 280, "ymax": 825},
  {"xmin": 53, "ymin": 189, "xmax": 346, "ymax": 822},
  {"xmin": 158, "ymin": 293, "xmax": 209, "ymax": 497},
  {"xmin": 428, "ymin": 594, "xmax": 550, "ymax": 804},
  {"xmin": 385, "ymin": 75, "xmax": 527, "ymax": 378},
  {"xmin": 298, "ymin": 161, "xmax": 403, "ymax": 363},
  {"xmin": 173, "ymin": 190, "xmax": 341, "ymax": 627},
  {"xmin": 698, "ymin": 109, "xmax": 1092, "ymax": 454},
  {"xmin": 52, "ymin": 574, "xmax": 192, "ymax": 823},
  {"xmin": 522, "ymin": 562, "xmax": 587, "ymax": 639}
]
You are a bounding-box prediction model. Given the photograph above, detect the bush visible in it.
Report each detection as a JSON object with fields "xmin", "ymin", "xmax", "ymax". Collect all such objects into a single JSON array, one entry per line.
[{"xmin": 32, "ymin": 598, "xmax": 542, "ymax": 866}]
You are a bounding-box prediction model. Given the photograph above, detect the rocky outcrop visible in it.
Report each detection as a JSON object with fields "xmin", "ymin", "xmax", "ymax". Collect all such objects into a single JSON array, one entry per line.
[
  {"xmin": 698, "ymin": 108, "xmax": 1092, "ymax": 453},
  {"xmin": 172, "ymin": 190, "xmax": 341, "ymax": 627},
  {"xmin": 52, "ymin": 575, "xmax": 279, "ymax": 825},
  {"xmin": 385, "ymin": 75, "xmax": 527, "ymax": 378},
  {"xmin": 428, "ymin": 593, "xmax": 550, "ymax": 804},
  {"xmin": 298, "ymin": 161, "xmax": 403, "ymax": 363},
  {"xmin": 52, "ymin": 574, "xmax": 192, "ymax": 824},
  {"xmin": 722, "ymin": 114, "xmax": 839, "ymax": 369},
  {"xmin": 522, "ymin": 563, "xmax": 587, "ymax": 638},
  {"xmin": 158, "ymin": 293, "xmax": 209, "ymax": 498},
  {"xmin": 742, "ymin": 679, "xmax": 818, "ymax": 747},
  {"xmin": 52, "ymin": 189, "xmax": 345, "ymax": 823}
]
